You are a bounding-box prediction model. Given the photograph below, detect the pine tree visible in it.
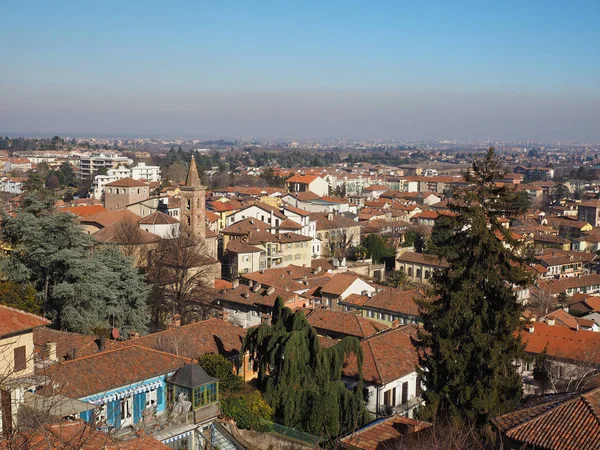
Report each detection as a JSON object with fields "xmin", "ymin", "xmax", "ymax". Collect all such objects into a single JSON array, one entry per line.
[
  {"xmin": 0, "ymin": 195, "xmax": 150, "ymax": 334},
  {"xmin": 243, "ymin": 298, "xmax": 369, "ymax": 439},
  {"xmin": 413, "ymin": 148, "xmax": 532, "ymax": 428}
]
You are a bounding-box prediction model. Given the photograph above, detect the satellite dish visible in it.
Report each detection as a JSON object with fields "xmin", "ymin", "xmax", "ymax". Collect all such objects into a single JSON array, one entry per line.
[{"xmin": 111, "ymin": 328, "xmax": 120, "ymax": 340}]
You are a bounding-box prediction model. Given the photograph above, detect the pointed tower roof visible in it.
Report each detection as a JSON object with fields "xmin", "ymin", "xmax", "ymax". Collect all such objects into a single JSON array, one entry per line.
[{"xmin": 185, "ymin": 155, "xmax": 202, "ymax": 188}]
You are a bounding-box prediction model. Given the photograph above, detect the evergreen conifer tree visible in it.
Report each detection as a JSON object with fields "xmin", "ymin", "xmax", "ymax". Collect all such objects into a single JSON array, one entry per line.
[
  {"xmin": 243, "ymin": 298, "xmax": 369, "ymax": 439},
  {"xmin": 413, "ymin": 148, "xmax": 532, "ymax": 427}
]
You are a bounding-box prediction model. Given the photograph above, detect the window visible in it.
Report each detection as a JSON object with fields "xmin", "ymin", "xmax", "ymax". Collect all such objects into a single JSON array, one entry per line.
[
  {"xmin": 243, "ymin": 256, "xmax": 250, "ymax": 262},
  {"xmin": 401, "ymin": 381, "xmax": 409, "ymax": 404},
  {"xmin": 383, "ymin": 387, "xmax": 396, "ymax": 407},
  {"xmin": 14, "ymin": 346, "xmax": 26, "ymax": 372}
]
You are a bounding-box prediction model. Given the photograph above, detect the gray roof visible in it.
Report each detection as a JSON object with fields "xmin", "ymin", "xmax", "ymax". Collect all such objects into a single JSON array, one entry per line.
[{"xmin": 167, "ymin": 364, "xmax": 216, "ymax": 389}]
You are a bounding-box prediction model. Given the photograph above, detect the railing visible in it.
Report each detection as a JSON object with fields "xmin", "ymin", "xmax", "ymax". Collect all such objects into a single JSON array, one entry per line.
[{"xmin": 193, "ymin": 401, "xmax": 220, "ymax": 424}]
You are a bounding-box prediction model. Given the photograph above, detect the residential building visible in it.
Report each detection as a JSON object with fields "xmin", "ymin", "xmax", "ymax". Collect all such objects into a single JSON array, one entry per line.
[
  {"xmin": 224, "ymin": 239, "xmax": 265, "ymax": 279},
  {"xmin": 320, "ymin": 273, "xmax": 376, "ymax": 311},
  {"xmin": 395, "ymin": 252, "xmax": 449, "ymax": 284},
  {"xmin": 518, "ymin": 321, "xmax": 600, "ymax": 395},
  {"xmin": 341, "ymin": 288, "xmax": 426, "ymax": 326},
  {"xmin": 343, "ymin": 326, "xmax": 422, "ymax": 418},
  {"xmin": 311, "ymin": 212, "xmax": 361, "ymax": 257},
  {"xmin": 104, "ymin": 178, "xmax": 150, "ymax": 211},
  {"xmin": 578, "ymin": 200, "xmax": 600, "ymax": 227},
  {"xmin": 215, "ymin": 283, "xmax": 308, "ymax": 328},
  {"xmin": 138, "ymin": 211, "xmax": 180, "ymax": 238},
  {"xmin": 0, "ymin": 177, "xmax": 25, "ymax": 194},
  {"xmin": 78, "ymin": 152, "xmax": 132, "ymax": 179},
  {"xmin": 514, "ymin": 165, "xmax": 555, "ymax": 181},
  {"xmin": 0, "ymin": 306, "xmax": 51, "ymax": 436},
  {"xmin": 285, "ymin": 174, "xmax": 329, "ymax": 197}
]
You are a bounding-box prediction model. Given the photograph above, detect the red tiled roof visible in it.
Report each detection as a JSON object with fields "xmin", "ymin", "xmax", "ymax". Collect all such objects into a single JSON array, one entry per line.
[
  {"xmin": 62, "ymin": 205, "xmax": 107, "ymax": 217},
  {"xmin": 222, "ymin": 218, "xmax": 271, "ymax": 235},
  {"xmin": 520, "ymin": 322, "xmax": 600, "ymax": 365},
  {"xmin": 138, "ymin": 211, "xmax": 179, "ymax": 225},
  {"xmin": 343, "ymin": 325, "xmax": 419, "ymax": 385},
  {"xmin": 0, "ymin": 305, "xmax": 51, "ymax": 338},
  {"xmin": 44, "ymin": 345, "xmax": 191, "ymax": 398},
  {"xmin": 360, "ymin": 288, "xmax": 425, "ymax": 316},
  {"xmin": 226, "ymin": 239, "xmax": 264, "ymax": 254},
  {"xmin": 214, "ymin": 279, "xmax": 233, "ymax": 290},
  {"xmin": 215, "ymin": 285, "xmax": 300, "ymax": 309},
  {"xmin": 93, "ymin": 222, "xmax": 160, "ymax": 244},
  {"xmin": 286, "ymin": 174, "xmax": 321, "ymax": 184},
  {"xmin": 493, "ymin": 388, "xmax": 600, "ymax": 450},
  {"xmin": 305, "ymin": 308, "xmax": 388, "ymax": 339},
  {"xmin": 34, "ymin": 328, "xmax": 125, "ymax": 361},
  {"xmin": 396, "ymin": 251, "xmax": 449, "ymax": 268},
  {"xmin": 538, "ymin": 274, "xmax": 600, "ymax": 295},
  {"xmin": 339, "ymin": 415, "xmax": 430, "ymax": 450},
  {"xmin": 80, "ymin": 209, "xmax": 141, "ymax": 228},
  {"xmin": 131, "ymin": 318, "xmax": 246, "ymax": 360},
  {"xmin": 321, "ymin": 273, "xmax": 362, "ymax": 296},
  {"xmin": 105, "ymin": 177, "xmax": 149, "ymax": 187},
  {"xmin": 0, "ymin": 421, "xmax": 170, "ymax": 449},
  {"xmin": 278, "ymin": 218, "xmax": 303, "ymax": 230}
]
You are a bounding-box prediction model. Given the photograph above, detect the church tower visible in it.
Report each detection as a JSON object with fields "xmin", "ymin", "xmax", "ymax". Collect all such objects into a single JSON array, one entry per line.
[{"xmin": 180, "ymin": 155, "xmax": 206, "ymax": 241}]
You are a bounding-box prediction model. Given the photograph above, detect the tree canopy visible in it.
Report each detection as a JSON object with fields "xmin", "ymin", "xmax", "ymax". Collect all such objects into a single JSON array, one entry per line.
[
  {"xmin": 0, "ymin": 195, "xmax": 150, "ymax": 334},
  {"xmin": 243, "ymin": 298, "xmax": 369, "ymax": 439},
  {"xmin": 413, "ymin": 148, "xmax": 532, "ymax": 428}
]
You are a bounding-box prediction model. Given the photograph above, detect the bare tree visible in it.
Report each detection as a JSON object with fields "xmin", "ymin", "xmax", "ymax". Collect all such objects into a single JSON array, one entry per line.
[
  {"xmin": 147, "ymin": 231, "xmax": 218, "ymax": 326},
  {"xmin": 534, "ymin": 344, "xmax": 600, "ymax": 394}
]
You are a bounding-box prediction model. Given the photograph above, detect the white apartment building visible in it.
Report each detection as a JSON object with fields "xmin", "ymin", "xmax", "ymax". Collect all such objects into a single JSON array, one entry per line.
[
  {"xmin": 78, "ymin": 152, "xmax": 132, "ymax": 179},
  {"xmin": 92, "ymin": 163, "xmax": 161, "ymax": 199}
]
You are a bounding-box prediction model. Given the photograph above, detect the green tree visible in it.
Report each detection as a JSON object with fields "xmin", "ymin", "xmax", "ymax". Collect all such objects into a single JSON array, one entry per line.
[
  {"xmin": 387, "ymin": 270, "xmax": 407, "ymax": 288},
  {"xmin": 58, "ymin": 162, "xmax": 77, "ymax": 187},
  {"xmin": 363, "ymin": 234, "xmax": 394, "ymax": 263},
  {"xmin": 0, "ymin": 195, "xmax": 150, "ymax": 334},
  {"xmin": 0, "ymin": 281, "xmax": 43, "ymax": 314},
  {"xmin": 22, "ymin": 172, "xmax": 46, "ymax": 193},
  {"xmin": 199, "ymin": 353, "xmax": 244, "ymax": 393},
  {"xmin": 413, "ymin": 148, "xmax": 532, "ymax": 429},
  {"xmin": 200, "ymin": 353, "xmax": 273, "ymax": 431},
  {"xmin": 243, "ymin": 298, "xmax": 368, "ymax": 439}
]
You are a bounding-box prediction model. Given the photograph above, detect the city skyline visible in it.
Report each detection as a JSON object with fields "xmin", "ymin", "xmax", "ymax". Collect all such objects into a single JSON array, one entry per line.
[{"xmin": 2, "ymin": 0, "xmax": 599, "ymax": 140}]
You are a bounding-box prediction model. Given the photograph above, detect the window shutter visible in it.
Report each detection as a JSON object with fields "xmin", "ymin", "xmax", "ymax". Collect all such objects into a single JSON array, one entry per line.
[{"xmin": 14, "ymin": 346, "xmax": 26, "ymax": 372}]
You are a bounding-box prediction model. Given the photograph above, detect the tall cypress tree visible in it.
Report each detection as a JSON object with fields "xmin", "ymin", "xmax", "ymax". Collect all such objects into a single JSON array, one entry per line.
[
  {"xmin": 243, "ymin": 298, "xmax": 369, "ymax": 439},
  {"xmin": 413, "ymin": 148, "xmax": 532, "ymax": 427}
]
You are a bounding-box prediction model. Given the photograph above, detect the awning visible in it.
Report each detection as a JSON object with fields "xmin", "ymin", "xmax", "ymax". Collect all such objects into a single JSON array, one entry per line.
[
  {"xmin": 162, "ymin": 429, "xmax": 193, "ymax": 444},
  {"xmin": 88, "ymin": 380, "xmax": 162, "ymax": 405}
]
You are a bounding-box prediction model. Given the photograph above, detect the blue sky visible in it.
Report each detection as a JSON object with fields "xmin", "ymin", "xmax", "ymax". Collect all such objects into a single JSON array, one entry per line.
[{"xmin": 1, "ymin": 0, "xmax": 599, "ymax": 140}]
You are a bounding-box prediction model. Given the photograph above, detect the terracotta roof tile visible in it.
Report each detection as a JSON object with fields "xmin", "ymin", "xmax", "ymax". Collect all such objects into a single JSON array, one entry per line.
[
  {"xmin": 493, "ymin": 388, "xmax": 600, "ymax": 450},
  {"xmin": 0, "ymin": 305, "xmax": 51, "ymax": 337},
  {"xmin": 321, "ymin": 273, "xmax": 363, "ymax": 296},
  {"xmin": 131, "ymin": 318, "xmax": 246, "ymax": 360},
  {"xmin": 104, "ymin": 177, "xmax": 149, "ymax": 187},
  {"xmin": 44, "ymin": 345, "xmax": 192, "ymax": 398},
  {"xmin": 305, "ymin": 308, "xmax": 388, "ymax": 339},
  {"xmin": 396, "ymin": 252, "xmax": 449, "ymax": 268},
  {"xmin": 339, "ymin": 415, "xmax": 430, "ymax": 450},
  {"xmin": 34, "ymin": 328, "xmax": 125, "ymax": 361},
  {"xmin": 343, "ymin": 325, "xmax": 419, "ymax": 385},
  {"xmin": 138, "ymin": 211, "xmax": 179, "ymax": 225}
]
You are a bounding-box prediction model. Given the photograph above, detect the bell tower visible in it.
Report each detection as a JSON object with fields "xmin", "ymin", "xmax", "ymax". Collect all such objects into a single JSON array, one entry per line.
[{"xmin": 180, "ymin": 155, "xmax": 206, "ymax": 240}]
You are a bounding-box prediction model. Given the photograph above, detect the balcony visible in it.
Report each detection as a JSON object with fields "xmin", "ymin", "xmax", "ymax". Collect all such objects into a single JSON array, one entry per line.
[{"xmin": 192, "ymin": 401, "xmax": 220, "ymax": 424}]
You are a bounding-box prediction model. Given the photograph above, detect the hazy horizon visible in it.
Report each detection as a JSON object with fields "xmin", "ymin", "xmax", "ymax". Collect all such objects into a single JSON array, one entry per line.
[{"xmin": 2, "ymin": 1, "xmax": 599, "ymax": 141}]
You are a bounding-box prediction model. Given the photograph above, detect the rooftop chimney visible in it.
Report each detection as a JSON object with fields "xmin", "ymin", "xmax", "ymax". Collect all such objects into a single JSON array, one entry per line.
[
  {"xmin": 266, "ymin": 286, "xmax": 276, "ymax": 295},
  {"xmin": 98, "ymin": 335, "xmax": 106, "ymax": 352},
  {"xmin": 71, "ymin": 347, "xmax": 78, "ymax": 360},
  {"xmin": 547, "ymin": 317, "xmax": 555, "ymax": 326},
  {"xmin": 528, "ymin": 324, "xmax": 535, "ymax": 334},
  {"xmin": 46, "ymin": 342, "xmax": 57, "ymax": 362},
  {"xmin": 232, "ymin": 279, "xmax": 240, "ymax": 288},
  {"xmin": 252, "ymin": 283, "xmax": 262, "ymax": 293}
]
